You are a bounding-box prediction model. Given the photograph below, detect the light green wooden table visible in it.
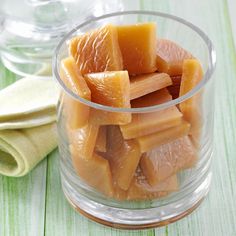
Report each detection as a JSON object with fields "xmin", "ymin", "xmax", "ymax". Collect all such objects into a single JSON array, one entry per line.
[{"xmin": 1, "ymin": 0, "xmax": 236, "ymax": 235}]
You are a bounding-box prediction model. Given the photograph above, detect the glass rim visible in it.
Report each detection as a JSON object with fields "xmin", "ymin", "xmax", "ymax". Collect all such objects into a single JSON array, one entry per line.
[{"xmin": 53, "ymin": 10, "xmax": 216, "ymax": 113}]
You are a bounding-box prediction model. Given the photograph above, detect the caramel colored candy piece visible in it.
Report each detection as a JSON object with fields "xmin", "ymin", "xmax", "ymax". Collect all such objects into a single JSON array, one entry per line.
[
  {"xmin": 120, "ymin": 89, "xmax": 182, "ymax": 139},
  {"xmin": 179, "ymin": 59, "xmax": 203, "ymax": 136},
  {"xmin": 68, "ymin": 123, "xmax": 99, "ymax": 159},
  {"xmin": 70, "ymin": 146, "xmax": 113, "ymax": 197},
  {"xmin": 136, "ymin": 120, "xmax": 190, "ymax": 153},
  {"xmin": 107, "ymin": 126, "xmax": 141, "ymax": 191},
  {"xmin": 127, "ymin": 167, "xmax": 178, "ymax": 200},
  {"xmin": 131, "ymin": 88, "xmax": 172, "ymax": 108},
  {"xmin": 167, "ymin": 85, "xmax": 180, "ymax": 99},
  {"xmin": 140, "ymin": 136, "xmax": 197, "ymax": 185},
  {"xmin": 95, "ymin": 126, "xmax": 107, "ymax": 153},
  {"xmin": 156, "ymin": 39, "xmax": 193, "ymax": 76},
  {"xmin": 69, "ymin": 24, "xmax": 123, "ymax": 74},
  {"xmin": 171, "ymin": 75, "xmax": 182, "ymax": 86},
  {"xmin": 113, "ymin": 183, "xmax": 127, "ymax": 201},
  {"xmin": 130, "ymin": 73, "xmax": 172, "ymax": 100},
  {"xmin": 117, "ymin": 23, "xmax": 157, "ymax": 75},
  {"xmin": 60, "ymin": 57, "xmax": 91, "ymax": 129},
  {"xmin": 84, "ymin": 71, "xmax": 131, "ymax": 125}
]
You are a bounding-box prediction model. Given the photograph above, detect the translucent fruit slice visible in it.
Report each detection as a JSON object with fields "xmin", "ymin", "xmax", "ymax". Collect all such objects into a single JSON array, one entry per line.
[
  {"xmin": 107, "ymin": 126, "xmax": 141, "ymax": 191},
  {"xmin": 167, "ymin": 85, "xmax": 180, "ymax": 100},
  {"xmin": 113, "ymin": 183, "xmax": 127, "ymax": 201},
  {"xmin": 140, "ymin": 136, "xmax": 197, "ymax": 185},
  {"xmin": 131, "ymin": 88, "xmax": 172, "ymax": 108},
  {"xmin": 171, "ymin": 75, "xmax": 182, "ymax": 86},
  {"xmin": 117, "ymin": 22, "xmax": 157, "ymax": 75},
  {"xmin": 84, "ymin": 71, "xmax": 131, "ymax": 125},
  {"xmin": 127, "ymin": 167, "xmax": 178, "ymax": 200},
  {"xmin": 69, "ymin": 24, "xmax": 123, "ymax": 75},
  {"xmin": 156, "ymin": 39, "xmax": 193, "ymax": 76},
  {"xmin": 70, "ymin": 145, "xmax": 113, "ymax": 197},
  {"xmin": 68, "ymin": 123, "xmax": 99, "ymax": 159},
  {"xmin": 130, "ymin": 73, "xmax": 172, "ymax": 100},
  {"xmin": 120, "ymin": 89, "xmax": 182, "ymax": 139},
  {"xmin": 60, "ymin": 57, "xmax": 91, "ymax": 129},
  {"xmin": 179, "ymin": 59, "xmax": 203, "ymax": 136},
  {"xmin": 95, "ymin": 126, "xmax": 107, "ymax": 153},
  {"xmin": 136, "ymin": 120, "xmax": 190, "ymax": 153}
]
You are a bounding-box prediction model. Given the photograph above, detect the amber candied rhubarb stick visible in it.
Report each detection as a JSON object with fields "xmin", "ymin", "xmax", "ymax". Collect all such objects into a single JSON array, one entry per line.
[
  {"xmin": 117, "ymin": 22, "xmax": 157, "ymax": 75},
  {"xmin": 69, "ymin": 24, "xmax": 123, "ymax": 74},
  {"xmin": 140, "ymin": 136, "xmax": 197, "ymax": 186},
  {"xmin": 68, "ymin": 123, "xmax": 99, "ymax": 159},
  {"xmin": 179, "ymin": 59, "xmax": 203, "ymax": 137},
  {"xmin": 167, "ymin": 85, "xmax": 181, "ymax": 100},
  {"xmin": 131, "ymin": 88, "xmax": 172, "ymax": 107},
  {"xmin": 95, "ymin": 126, "xmax": 107, "ymax": 153},
  {"xmin": 70, "ymin": 145, "xmax": 114, "ymax": 197},
  {"xmin": 136, "ymin": 120, "xmax": 190, "ymax": 153},
  {"xmin": 156, "ymin": 39, "xmax": 193, "ymax": 76},
  {"xmin": 107, "ymin": 126, "xmax": 141, "ymax": 191},
  {"xmin": 120, "ymin": 89, "xmax": 182, "ymax": 139},
  {"xmin": 171, "ymin": 75, "xmax": 182, "ymax": 86},
  {"xmin": 127, "ymin": 167, "xmax": 178, "ymax": 200},
  {"xmin": 130, "ymin": 73, "xmax": 172, "ymax": 100},
  {"xmin": 84, "ymin": 71, "xmax": 131, "ymax": 125},
  {"xmin": 60, "ymin": 57, "xmax": 91, "ymax": 129}
]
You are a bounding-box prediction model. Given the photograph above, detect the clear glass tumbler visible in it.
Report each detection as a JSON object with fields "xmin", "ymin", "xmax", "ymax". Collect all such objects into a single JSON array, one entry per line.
[{"xmin": 53, "ymin": 11, "xmax": 216, "ymax": 229}]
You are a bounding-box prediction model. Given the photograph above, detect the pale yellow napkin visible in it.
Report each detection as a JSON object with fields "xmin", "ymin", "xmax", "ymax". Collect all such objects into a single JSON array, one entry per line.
[
  {"xmin": 0, "ymin": 123, "xmax": 57, "ymax": 176},
  {"xmin": 0, "ymin": 75, "xmax": 60, "ymax": 177},
  {"xmin": 0, "ymin": 77, "xmax": 59, "ymax": 129}
]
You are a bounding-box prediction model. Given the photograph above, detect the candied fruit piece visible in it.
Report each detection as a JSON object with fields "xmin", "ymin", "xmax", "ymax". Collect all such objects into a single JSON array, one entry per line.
[
  {"xmin": 60, "ymin": 57, "xmax": 91, "ymax": 129},
  {"xmin": 127, "ymin": 167, "xmax": 178, "ymax": 200},
  {"xmin": 136, "ymin": 120, "xmax": 190, "ymax": 153},
  {"xmin": 95, "ymin": 126, "xmax": 107, "ymax": 153},
  {"xmin": 70, "ymin": 146, "xmax": 113, "ymax": 196},
  {"xmin": 113, "ymin": 183, "xmax": 127, "ymax": 201},
  {"xmin": 84, "ymin": 71, "xmax": 131, "ymax": 125},
  {"xmin": 68, "ymin": 123, "xmax": 99, "ymax": 159},
  {"xmin": 70, "ymin": 24, "xmax": 123, "ymax": 74},
  {"xmin": 130, "ymin": 73, "xmax": 172, "ymax": 100},
  {"xmin": 120, "ymin": 89, "xmax": 182, "ymax": 139},
  {"xmin": 117, "ymin": 22, "xmax": 157, "ymax": 75},
  {"xmin": 131, "ymin": 88, "xmax": 172, "ymax": 108},
  {"xmin": 171, "ymin": 75, "xmax": 182, "ymax": 86},
  {"xmin": 140, "ymin": 136, "xmax": 197, "ymax": 185},
  {"xmin": 179, "ymin": 59, "xmax": 203, "ymax": 136},
  {"xmin": 167, "ymin": 85, "xmax": 180, "ymax": 99},
  {"xmin": 107, "ymin": 126, "xmax": 141, "ymax": 191},
  {"xmin": 156, "ymin": 39, "xmax": 193, "ymax": 76}
]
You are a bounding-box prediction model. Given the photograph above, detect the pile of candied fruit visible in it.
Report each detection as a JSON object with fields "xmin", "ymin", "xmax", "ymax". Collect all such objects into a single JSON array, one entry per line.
[{"xmin": 60, "ymin": 22, "xmax": 203, "ymax": 200}]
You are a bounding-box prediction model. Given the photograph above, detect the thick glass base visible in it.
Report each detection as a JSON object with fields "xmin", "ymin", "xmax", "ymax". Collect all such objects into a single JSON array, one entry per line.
[{"xmin": 61, "ymin": 170, "xmax": 212, "ymax": 229}]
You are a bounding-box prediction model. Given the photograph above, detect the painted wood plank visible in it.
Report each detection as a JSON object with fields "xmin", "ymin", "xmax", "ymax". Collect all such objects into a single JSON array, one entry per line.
[
  {"xmin": 0, "ymin": 62, "xmax": 47, "ymax": 236},
  {"xmin": 141, "ymin": 0, "xmax": 236, "ymax": 235}
]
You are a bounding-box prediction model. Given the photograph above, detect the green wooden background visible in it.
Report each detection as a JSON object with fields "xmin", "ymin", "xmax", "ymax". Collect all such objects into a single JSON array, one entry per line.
[{"xmin": 0, "ymin": 0, "xmax": 236, "ymax": 235}]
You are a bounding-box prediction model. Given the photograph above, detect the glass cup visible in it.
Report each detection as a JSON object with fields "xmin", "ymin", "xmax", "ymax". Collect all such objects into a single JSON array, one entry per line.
[
  {"xmin": 0, "ymin": 0, "xmax": 123, "ymax": 77},
  {"xmin": 53, "ymin": 11, "xmax": 216, "ymax": 229}
]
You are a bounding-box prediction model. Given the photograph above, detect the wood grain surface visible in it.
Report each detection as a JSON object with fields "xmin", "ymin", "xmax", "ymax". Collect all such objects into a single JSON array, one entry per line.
[{"xmin": 0, "ymin": 0, "xmax": 236, "ymax": 235}]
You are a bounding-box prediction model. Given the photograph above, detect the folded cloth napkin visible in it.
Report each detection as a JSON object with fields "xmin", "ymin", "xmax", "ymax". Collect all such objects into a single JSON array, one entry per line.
[
  {"xmin": 0, "ymin": 74, "xmax": 60, "ymax": 177},
  {"xmin": 0, "ymin": 123, "xmax": 57, "ymax": 176},
  {"xmin": 0, "ymin": 77, "xmax": 59, "ymax": 129}
]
